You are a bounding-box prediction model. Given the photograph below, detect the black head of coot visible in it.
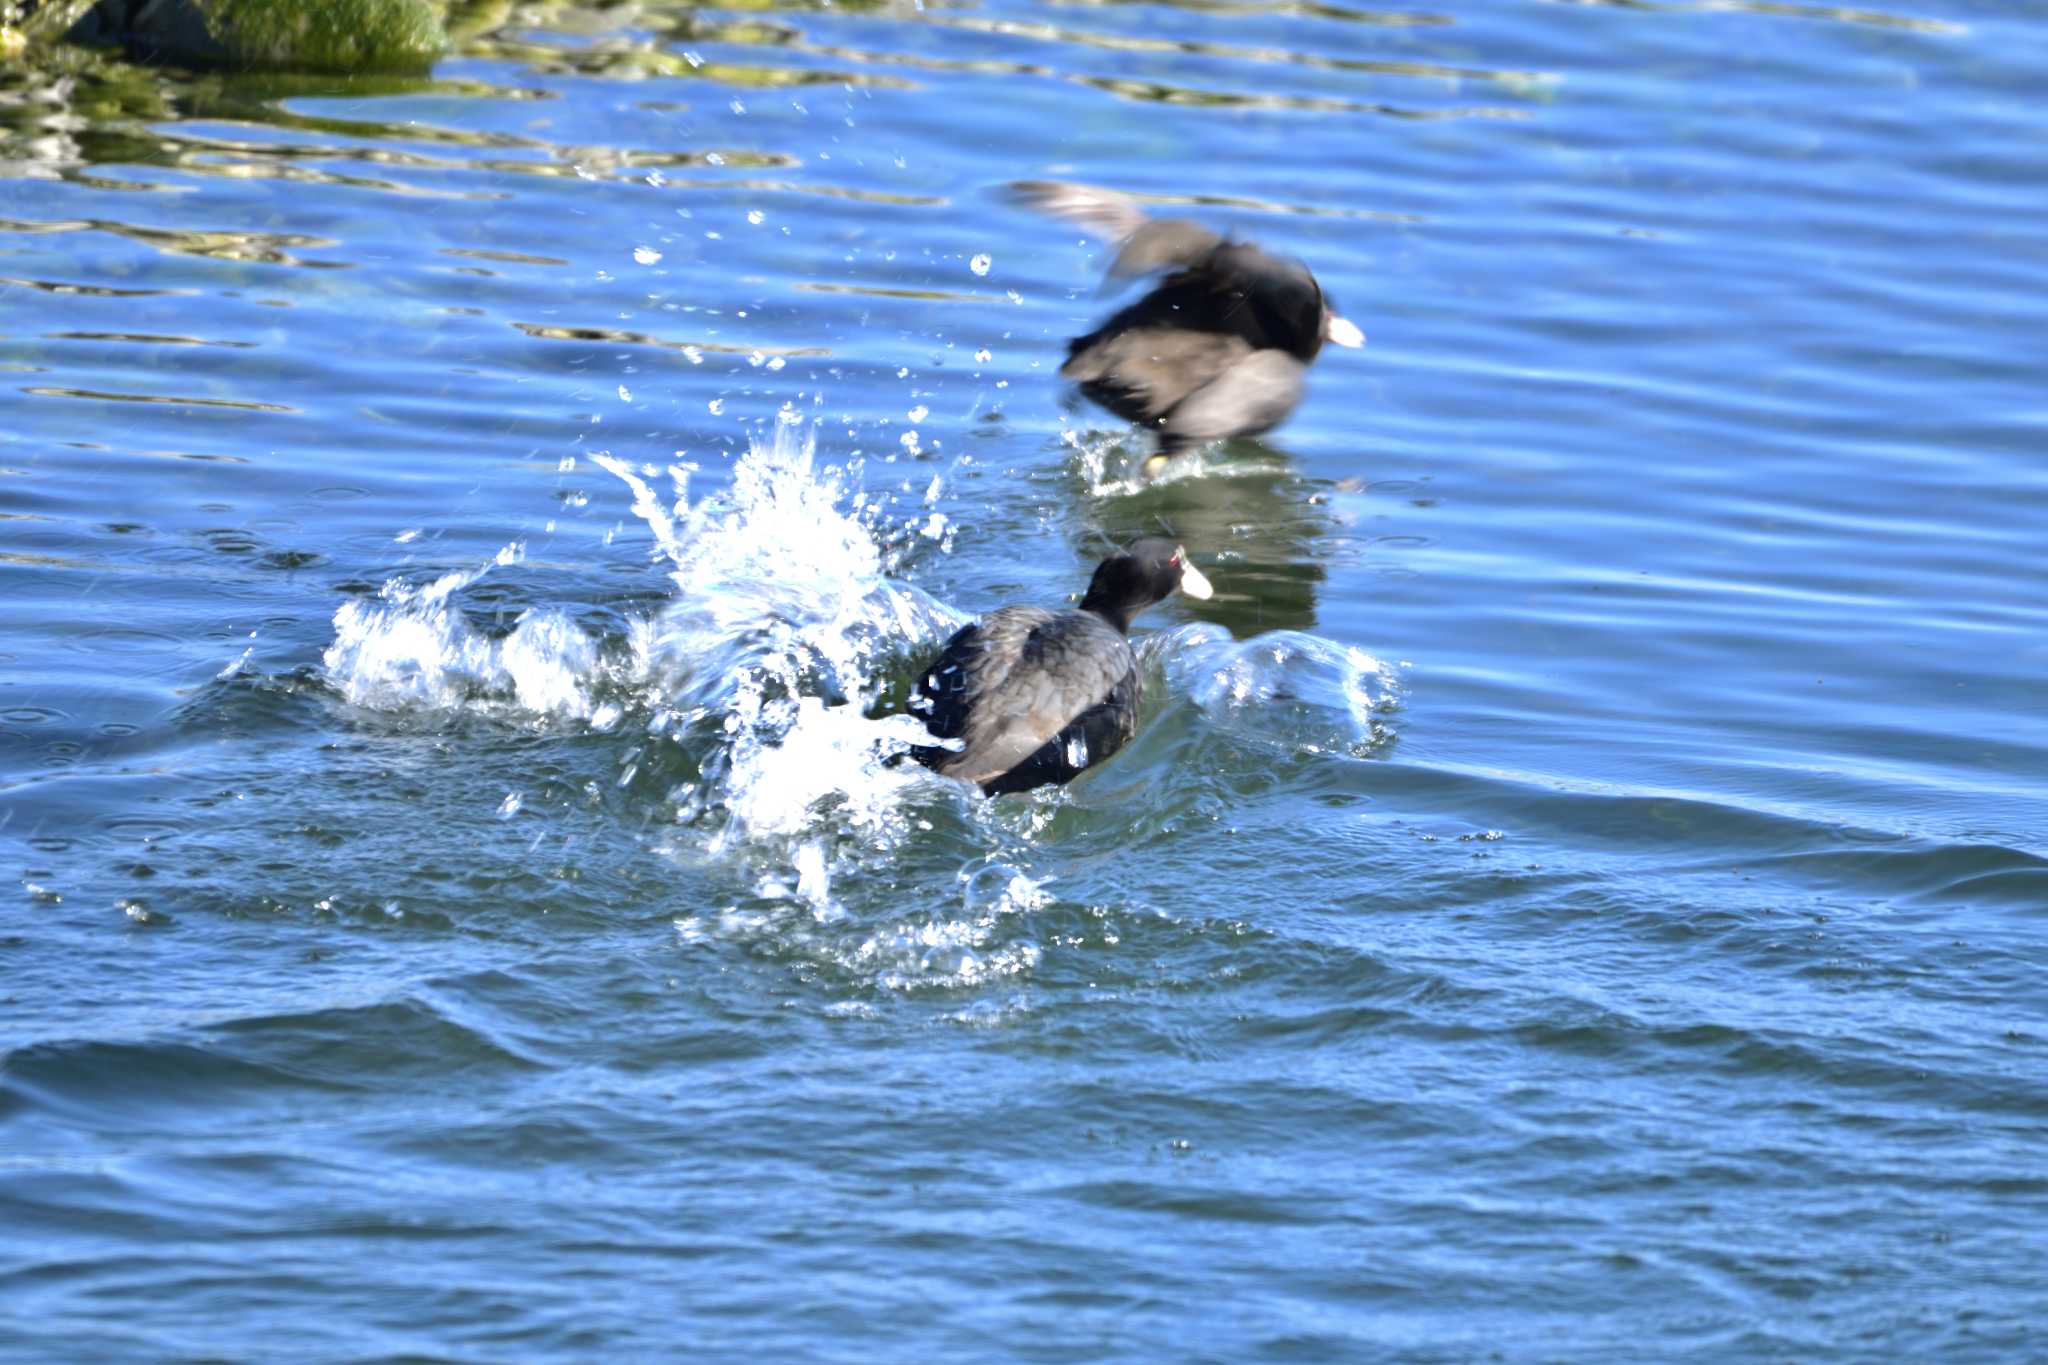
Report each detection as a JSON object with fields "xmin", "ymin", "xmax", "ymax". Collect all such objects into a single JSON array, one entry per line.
[{"xmin": 1079, "ymin": 536, "xmax": 1215, "ymax": 632}]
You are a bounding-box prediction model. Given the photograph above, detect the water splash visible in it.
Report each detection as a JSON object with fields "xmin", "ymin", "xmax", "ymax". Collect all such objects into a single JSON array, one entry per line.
[
  {"xmin": 845, "ymin": 859, "xmax": 1049, "ymax": 990},
  {"xmin": 319, "ymin": 411, "xmax": 984, "ymax": 964},
  {"xmin": 1060, "ymin": 425, "xmax": 1290, "ymax": 497},
  {"xmin": 323, "ymin": 543, "xmax": 617, "ymax": 724},
  {"xmin": 1149, "ymin": 622, "xmax": 1400, "ymax": 758},
  {"xmin": 318, "ymin": 410, "xmax": 1394, "ymax": 996},
  {"xmin": 598, "ymin": 411, "xmax": 967, "ymax": 915}
]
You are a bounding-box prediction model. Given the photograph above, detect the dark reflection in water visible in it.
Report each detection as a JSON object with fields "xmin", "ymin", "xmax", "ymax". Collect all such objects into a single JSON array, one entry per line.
[
  {"xmin": 22, "ymin": 385, "xmax": 296, "ymax": 412},
  {"xmin": 1075, "ymin": 444, "xmax": 1332, "ymax": 636},
  {"xmin": 512, "ymin": 320, "xmax": 831, "ymax": 359},
  {"xmin": 0, "ymin": 215, "xmax": 346, "ymax": 266}
]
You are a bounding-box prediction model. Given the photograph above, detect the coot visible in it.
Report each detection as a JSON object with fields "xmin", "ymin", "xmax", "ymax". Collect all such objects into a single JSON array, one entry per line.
[
  {"xmin": 1010, "ymin": 180, "xmax": 1364, "ymax": 476},
  {"xmin": 905, "ymin": 539, "xmax": 1214, "ymax": 796}
]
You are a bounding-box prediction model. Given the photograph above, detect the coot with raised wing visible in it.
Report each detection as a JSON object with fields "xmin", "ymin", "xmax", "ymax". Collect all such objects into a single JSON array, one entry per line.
[{"xmin": 1010, "ymin": 180, "xmax": 1364, "ymax": 477}]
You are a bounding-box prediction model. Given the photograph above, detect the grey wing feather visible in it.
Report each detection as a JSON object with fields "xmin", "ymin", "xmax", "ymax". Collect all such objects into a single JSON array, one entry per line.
[
  {"xmin": 949, "ymin": 608, "xmax": 1132, "ymax": 786},
  {"xmin": 1009, "ymin": 180, "xmax": 1152, "ymax": 243},
  {"xmin": 1106, "ymin": 219, "xmax": 1223, "ymax": 281},
  {"xmin": 1009, "ymin": 180, "xmax": 1221, "ymax": 281}
]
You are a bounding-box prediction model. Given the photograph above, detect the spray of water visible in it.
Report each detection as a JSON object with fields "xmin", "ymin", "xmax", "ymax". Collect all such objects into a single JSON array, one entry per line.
[
  {"xmin": 596, "ymin": 410, "xmax": 968, "ymax": 916},
  {"xmin": 1148, "ymin": 622, "xmax": 1400, "ymax": 758},
  {"xmin": 325, "ymin": 542, "xmax": 619, "ymax": 725},
  {"xmin": 316, "ymin": 412, "xmax": 997, "ymax": 958},
  {"xmin": 1061, "ymin": 425, "xmax": 1291, "ymax": 498},
  {"xmin": 319, "ymin": 408, "xmax": 1398, "ymax": 992}
]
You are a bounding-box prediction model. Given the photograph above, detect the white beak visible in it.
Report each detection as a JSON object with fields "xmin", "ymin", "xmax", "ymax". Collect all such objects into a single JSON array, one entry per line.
[
  {"xmin": 1175, "ymin": 549, "xmax": 1214, "ymax": 600},
  {"xmin": 1325, "ymin": 314, "xmax": 1365, "ymax": 348}
]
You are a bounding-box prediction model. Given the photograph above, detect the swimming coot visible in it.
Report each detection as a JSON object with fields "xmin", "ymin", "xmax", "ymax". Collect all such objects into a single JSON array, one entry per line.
[
  {"xmin": 905, "ymin": 539, "xmax": 1214, "ymax": 796},
  {"xmin": 1010, "ymin": 180, "xmax": 1364, "ymax": 476}
]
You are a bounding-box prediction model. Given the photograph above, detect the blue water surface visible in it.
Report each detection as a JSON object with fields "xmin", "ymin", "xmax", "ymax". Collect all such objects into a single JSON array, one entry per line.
[{"xmin": 2, "ymin": 0, "xmax": 2046, "ymax": 1359}]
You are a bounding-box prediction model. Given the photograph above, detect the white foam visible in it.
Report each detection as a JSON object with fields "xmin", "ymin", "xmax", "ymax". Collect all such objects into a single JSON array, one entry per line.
[
  {"xmin": 851, "ymin": 860, "xmax": 1050, "ymax": 991},
  {"xmin": 322, "ymin": 542, "xmax": 614, "ymax": 723}
]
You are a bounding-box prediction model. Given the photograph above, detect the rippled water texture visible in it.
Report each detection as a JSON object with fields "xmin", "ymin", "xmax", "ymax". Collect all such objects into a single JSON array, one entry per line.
[{"xmin": 3, "ymin": 1, "xmax": 2047, "ymax": 1359}]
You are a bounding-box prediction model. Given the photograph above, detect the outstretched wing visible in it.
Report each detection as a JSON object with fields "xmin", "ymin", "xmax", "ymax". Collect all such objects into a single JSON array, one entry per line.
[
  {"xmin": 1008, "ymin": 180, "xmax": 1151, "ymax": 243},
  {"xmin": 1009, "ymin": 180, "xmax": 1223, "ymax": 283}
]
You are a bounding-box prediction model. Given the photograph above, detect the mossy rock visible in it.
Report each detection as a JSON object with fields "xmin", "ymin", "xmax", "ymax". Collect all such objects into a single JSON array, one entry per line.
[
  {"xmin": 68, "ymin": 0, "xmax": 450, "ymax": 73},
  {"xmin": 5, "ymin": 0, "xmax": 103, "ymax": 50}
]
